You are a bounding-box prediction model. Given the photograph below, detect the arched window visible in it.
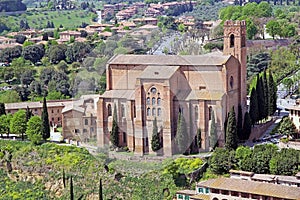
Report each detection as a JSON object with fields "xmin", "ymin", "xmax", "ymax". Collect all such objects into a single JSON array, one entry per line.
[
  {"xmin": 230, "ymin": 34, "xmax": 235, "ymax": 48},
  {"xmin": 157, "ymin": 108, "xmax": 161, "ymax": 116},
  {"xmin": 152, "ymin": 97, "xmax": 156, "ymax": 105},
  {"xmin": 146, "ymin": 97, "xmax": 150, "ymax": 105},
  {"xmin": 151, "ymin": 87, "xmax": 157, "ymax": 94},
  {"xmin": 152, "ymin": 108, "xmax": 156, "ymax": 116},
  {"xmin": 230, "ymin": 76, "xmax": 234, "ymax": 89},
  {"xmin": 157, "ymin": 98, "xmax": 161, "ymax": 106},
  {"xmin": 195, "ymin": 106, "xmax": 199, "ymax": 120},
  {"xmin": 147, "ymin": 108, "xmax": 151, "ymax": 116},
  {"xmin": 108, "ymin": 104, "xmax": 112, "ymax": 116},
  {"xmin": 121, "ymin": 104, "xmax": 125, "ymax": 118},
  {"xmin": 208, "ymin": 106, "xmax": 212, "ymax": 120}
]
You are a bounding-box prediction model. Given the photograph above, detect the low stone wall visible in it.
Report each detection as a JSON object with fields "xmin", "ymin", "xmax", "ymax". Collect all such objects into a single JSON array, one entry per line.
[
  {"xmin": 279, "ymin": 141, "xmax": 300, "ymax": 150},
  {"xmin": 249, "ymin": 119, "xmax": 275, "ymax": 140}
]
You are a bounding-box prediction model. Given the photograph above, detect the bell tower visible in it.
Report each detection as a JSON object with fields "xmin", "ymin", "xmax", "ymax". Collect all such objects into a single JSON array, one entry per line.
[{"xmin": 223, "ymin": 20, "xmax": 247, "ymax": 112}]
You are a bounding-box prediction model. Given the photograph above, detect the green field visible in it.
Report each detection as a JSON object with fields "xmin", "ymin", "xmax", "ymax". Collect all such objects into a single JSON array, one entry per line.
[{"xmin": 3, "ymin": 9, "xmax": 96, "ymax": 31}]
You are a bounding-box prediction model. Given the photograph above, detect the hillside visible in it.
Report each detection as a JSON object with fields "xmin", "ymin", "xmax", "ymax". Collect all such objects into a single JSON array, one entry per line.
[
  {"xmin": 0, "ymin": 140, "xmax": 182, "ymax": 199},
  {"xmin": 0, "ymin": 0, "xmax": 26, "ymax": 12}
]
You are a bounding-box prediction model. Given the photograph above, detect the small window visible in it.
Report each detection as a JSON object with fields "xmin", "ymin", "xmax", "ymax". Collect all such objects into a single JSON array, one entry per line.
[
  {"xmin": 146, "ymin": 97, "xmax": 150, "ymax": 105},
  {"xmin": 178, "ymin": 194, "xmax": 183, "ymax": 199},
  {"xmin": 147, "ymin": 108, "xmax": 151, "ymax": 116},
  {"xmin": 51, "ymin": 109, "xmax": 54, "ymax": 113},
  {"xmin": 58, "ymin": 117, "xmax": 60, "ymax": 121},
  {"xmin": 157, "ymin": 108, "xmax": 161, "ymax": 116},
  {"xmin": 85, "ymin": 119, "xmax": 88, "ymax": 125},
  {"xmin": 83, "ymin": 129, "xmax": 87, "ymax": 133},
  {"xmin": 152, "ymin": 97, "xmax": 156, "ymax": 105},
  {"xmin": 230, "ymin": 76, "xmax": 234, "ymax": 89},
  {"xmin": 157, "ymin": 98, "xmax": 161, "ymax": 106},
  {"xmin": 57, "ymin": 109, "xmax": 59, "ymax": 113},
  {"xmin": 205, "ymin": 188, "xmax": 209, "ymax": 193},
  {"xmin": 195, "ymin": 106, "xmax": 199, "ymax": 120},
  {"xmin": 108, "ymin": 104, "xmax": 112, "ymax": 116},
  {"xmin": 198, "ymin": 188, "xmax": 203, "ymax": 193},
  {"xmin": 152, "ymin": 108, "xmax": 156, "ymax": 116},
  {"xmin": 208, "ymin": 106, "xmax": 212, "ymax": 120},
  {"xmin": 90, "ymin": 127, "xmax": 94, "ymax": 132},
  {"xmin": 121, "ymin": 104, "xmax": 125, "ymax": 118},
  {"xmin": 51, "ymin": 117, "xmax": 54, "ymax": 121},
  {"xmin": 230, "ymin": 34, "xmax": 234, "ymax": 48}
]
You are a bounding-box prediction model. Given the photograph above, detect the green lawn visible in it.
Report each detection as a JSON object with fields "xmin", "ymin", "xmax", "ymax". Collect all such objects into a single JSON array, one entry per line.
[{"xmin": 4, "ymin": 10, "xmax": 96, "ymax": 31}]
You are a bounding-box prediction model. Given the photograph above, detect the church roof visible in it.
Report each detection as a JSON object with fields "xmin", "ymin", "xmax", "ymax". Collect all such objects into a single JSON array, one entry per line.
[
  {"xmin": 108, "ymin": 51, "xmax": 231, "ymax": 66},
  {"xmin": 176, "ymin": 90, "xmax": 225, "ymax": 101},
  {"xmin": 101, "ymin": 90, "xmax": 135, "ymax": 100},
  {"xmin": 139, "ymin": 65, "xmax": 180, "ymax": 79}
]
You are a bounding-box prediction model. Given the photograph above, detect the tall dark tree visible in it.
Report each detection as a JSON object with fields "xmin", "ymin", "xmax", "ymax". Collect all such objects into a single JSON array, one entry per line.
[
  {"xmin": 0, "ymin": 103, "xmax": 6, "ymax": 116},
  {"xmin": 209, "ymin": 110, "xmax": 218, "ymax": 150},
  {"xmin": 62, "ymin": 169, "xmax": 66, "ymax": 188},
  {"xmin": 263, "ymin": 70, "xmax": 269, "ymax": 117},
  {"xmin": 176, "ymin": 111, "xmax": 188, "ymax": 154},
  {"xmin": 237, "ymin": 104, "xmax": 243, "ymax": 140},
  {"xmin": 70, "ymin": 176, "xmax": 74, "ymax": 200},
  {"xmin": 41, "ymin": 97, "xmax": 50, "ymax": 141},
  {"xmin": 197, "ymin": 128, "xmax": 202, "ymax": 149},
  {"xmin": 256, "ymin": 74, "xmax": 265, "ymax": 121},
  {"xmin": 110, "ymin": 104, "xmax": 119, "ymax": 147},
  {"xmin": 25, "ymin": 106, "xmax": 32, "ymax": 122},
  {"xmin": 249, "ymin": 88, "xmax": 259, "ymax": 126},
  {"xmin": 99, "ymin": 178, "xmax": 103, "ymax": 200},
  {"xmin": 225, "ymin": 107, "xmax": 238, "ymax": 150},
  {"xmin": 242, "ymin": 112, "xmax": 252, "ymax": 140},
  {"xmin": 151, "ymin": 117, "xmax": 160, "ymax": 152},
  {"xmin": 268, "ymin": 71, "xmax": 277, "ymax": 116}
]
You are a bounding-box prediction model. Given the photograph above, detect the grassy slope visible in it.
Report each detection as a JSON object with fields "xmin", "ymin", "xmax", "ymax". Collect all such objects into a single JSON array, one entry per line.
[{"xmin": 0, "ymin": 140, "xmax": 178, "ymax": 200}]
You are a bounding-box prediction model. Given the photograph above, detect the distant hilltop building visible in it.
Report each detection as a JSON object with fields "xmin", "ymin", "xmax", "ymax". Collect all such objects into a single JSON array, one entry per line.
[{"xmin": 97, "ymin": 20, "xmax": 247, "ymax": 156}]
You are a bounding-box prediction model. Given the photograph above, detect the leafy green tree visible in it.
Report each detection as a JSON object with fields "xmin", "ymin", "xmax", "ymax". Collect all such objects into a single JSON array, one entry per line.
[
  {"xmin": 225, "ymin": 107, "xmax": 238, "ymax": 150},
  {"xmin": 176, "ymin": 112, "xmax": 188, "ymax": 154},
  {"xmin": 269, "ymin": 148, "xmax": 299, "ymax": 175},
  {"xmin": 151, "ymin": 117, "xmax": 160, "ymax": 152},
  {"xmin": 48, "ymin": 44, "xmax": 67, "ymax": 64},
  {"xmin": 0, "ymin": 114, "xmax": 12, "ymax": 137},
  {"xmin": 209, "ymin": 110, "xmax": 218, "ymax": 150},
  {"xmin": 249, "ymin": 88, "xmax": 259, "ymax": 125},
  {"xmin": 277, "ymin": 117, "xmax": 297, "ymax": 138},
  {"xmin": 22, "ymin": 44, "xmax": 45, "ymax": 64},
  {"xmin": 209, "ymin": 148, "xmax": 236, "ymax": 175},
  {"xmin": 268, "ymin": 71, "xmax": 277, "ymax": 116},
  {"xmin": 242, "ymin": 112, "xmax": 252, "ymax": 140},
  {"xmin": 10, "ymin": 110, "xmax": 27, "ymax": 140},
  {"xmin": 41, "ymin": 97, "xmax": 50, "ymax": 141},
  {"xmin": 66, "ymin": 42, "xmax": 91, "ymax": 63},
  {"xmin": 266, "ymin": 20, "xmax": 281, "ymax": 39},
  {"xmin": 26, "ymin": 116, "xmax": 43, "ymax": 145},
  {"xmin": 110, "ymin": 104, "xmax": 119, "ymax": 147},
  {"xmin": 0, "ymin": 46, "xmax": 22, "ymax": 63}
]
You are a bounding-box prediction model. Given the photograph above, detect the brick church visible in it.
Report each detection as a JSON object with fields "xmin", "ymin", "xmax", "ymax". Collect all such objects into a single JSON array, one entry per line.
[{"xmin": 97, "ymin": 20, "xmax": 247, "ymax": 156}]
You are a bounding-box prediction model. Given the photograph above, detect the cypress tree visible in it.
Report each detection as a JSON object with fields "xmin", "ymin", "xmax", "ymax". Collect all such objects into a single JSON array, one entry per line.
[
  {"xmin": 41, "ymin": 97, "xmax": 50, "ymax": 141},
  {"xmin": 62, "ymin": 169, "xmax": 66, "ymax": 188},
  {"xmin": 249, "ymin": 88, "xmax": 259, "ymax": 126},
  {"xmin": 237, "ymin": 104, "xmax": 243, "ymax": 140},
  {"xmin": 151, "ymin": 117, "xmax": 160, "ymax": 152},
  {"xmin": 225, "ymin": 107, "xmax": 238, "ymax": 150},
  {"xmin": 110, "ymin": 104, "xmax": 119, "ymax": 147},
  {"xmin": 263, "ymin": 70, "xmax": 269, "ymax": 118},
  {"xmin": 268, "ymin": 71, "xmax": 277, "ymax": 116},
  {"xmin": 197, "ymin": 128, "xmax": 202, "ymax": 149},
  {"xmin": 176, "ymin": 112, "xmax": 188, "ymax": 154},
  {"xmin": 256, "ymin": 74, "xmax": 265, "ymax": 121},
  {"xmin": 243, "ymin": 112, "xmax": 252, "ymax": 140},
  {"xmin": 0, "ymin": 103, "xmax": 5, "ymax": 116},
  {"xmin": 209, "ymin": 110, "xmax": 218, "ymax": 149},
  {"xmin": 25, "ymin": 106, "xmax": 32, "ymax": 122},
  {"xmin": 99, "ymin": 178, "xmax": 103, "ymax": 200},
  {"xmin": 70, "ymin": 176, "xmax": 74, "ymax": 200}
]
